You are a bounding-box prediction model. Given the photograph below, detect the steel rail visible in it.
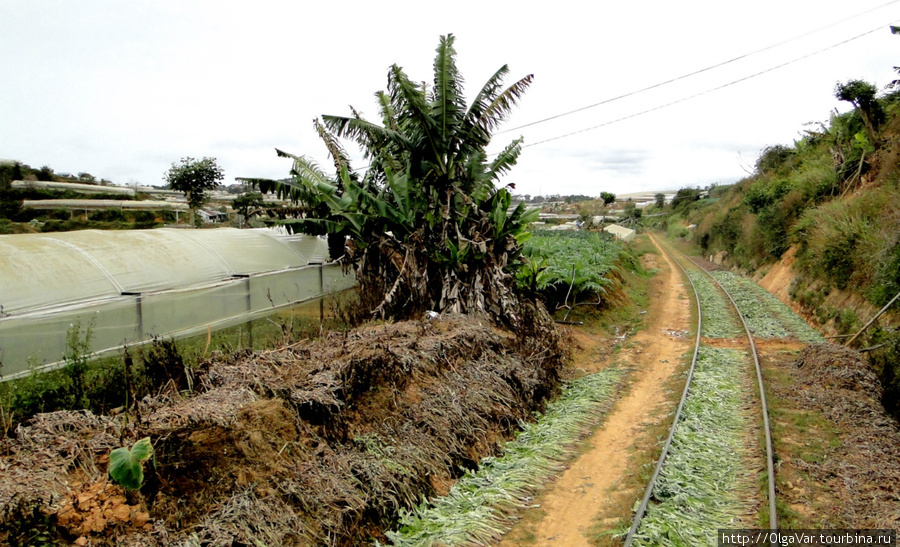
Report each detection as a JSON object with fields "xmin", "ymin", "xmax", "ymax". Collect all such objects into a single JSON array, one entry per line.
[
  {"xmin": 680, "ymin": 251, "xmax": 778, "ymax": 537},
  {"xmin": 624, "ymin": 238, "xmax": 777, "ymax": 546},
  {"xmin": 623, "ymin": 238, "xmax": 703, "ymax": 547}
]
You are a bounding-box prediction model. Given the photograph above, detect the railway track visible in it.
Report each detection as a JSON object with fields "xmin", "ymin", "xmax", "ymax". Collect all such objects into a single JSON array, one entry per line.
[{"xmin": 624, "ymin": 239, "xmax": 777, "ymax": 546}]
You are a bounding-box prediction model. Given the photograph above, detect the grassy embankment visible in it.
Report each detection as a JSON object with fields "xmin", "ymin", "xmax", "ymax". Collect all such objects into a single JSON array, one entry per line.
[{"xmin": 658, "ymin": 84, "xmax": 900, "ymax": 419}]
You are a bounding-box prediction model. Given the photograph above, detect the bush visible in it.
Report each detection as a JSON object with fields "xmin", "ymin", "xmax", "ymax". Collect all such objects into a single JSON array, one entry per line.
[
  {"xmin": 755, "ymin": 144, "xmax": 796, "ymax": 174},
  {"xmin": 869, "ymin": 330, "xmax": 900, "ymax": 422},
  {"xmin": 130, "ymin": 210, "xmax": 157, "ymax": 223},
  {"xmin": 671, "ymin": 187, "xmax": 702, "ymax": 215},
  {"xmin": 90, "ymin": 208, "xmax": 126, "ymax": 222},
  {"xmin": 46, "ymin": 208, "xmax": 72, "ymax": 220},
  {"xmin": 701, "ymin": 207, "xmax": 742, "ymax": 254},
  {"xmin": 743, "ymin": 178, "xmax": 792, "ymax": 214},
  {"xmin": 867, "ymin": 241, "xmax": 900, "ymax": 306},
  {"xmin": 40, "ymin": 218, "xmax": 90, "ymax": 232}
]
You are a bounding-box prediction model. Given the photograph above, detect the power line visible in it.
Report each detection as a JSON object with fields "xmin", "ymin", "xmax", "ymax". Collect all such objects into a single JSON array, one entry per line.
[
  {"xmin": 521, "ymin": 23, "xmax": 892, "ymax": 149},
  {"xmin": 500, "ymin": 0, "xmax": 900, "ymax": 135}
]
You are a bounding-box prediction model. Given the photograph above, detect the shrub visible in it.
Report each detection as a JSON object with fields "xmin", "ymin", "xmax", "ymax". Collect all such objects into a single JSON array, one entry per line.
[
  {"xmin": 867, "ymin": 241, "xmax": 900, "ymax": 306},
  {"xmin": 702, "ymin": 207, "xmax": 742, "ymax": 254},
  {"xmin": 46, "ymin": 208, "xmax": 72, "ymax": 220},
  {"xmin": 755, "ymin": 144, "xmax": 796, "ymax": 174},
  {"xmin": 90, "ymin": 208, "xmax": 126, "ymax": 222},
  {"xmin": 869, "ymin": 330, "xmax": 900, "ymax": 422},
  {"xmin": 130, "ymin": 210, "xmax": 157, "ymax": 223}
]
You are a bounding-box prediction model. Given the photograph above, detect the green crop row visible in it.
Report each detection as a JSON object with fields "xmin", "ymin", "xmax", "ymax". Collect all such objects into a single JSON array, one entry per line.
[
  {"xmin": 382, "ymin": 366, "xmax": 625, "ymax": 546},
  {"xmin": 519, "ymin": 230, "xmax": 623, "ymax": 308}
]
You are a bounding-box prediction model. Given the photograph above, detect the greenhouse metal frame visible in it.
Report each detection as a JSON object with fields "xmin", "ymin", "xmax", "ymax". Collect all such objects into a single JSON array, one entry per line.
[{"xmin": 0, "ymin": 228, "xmax": 355, "ymax": 381}]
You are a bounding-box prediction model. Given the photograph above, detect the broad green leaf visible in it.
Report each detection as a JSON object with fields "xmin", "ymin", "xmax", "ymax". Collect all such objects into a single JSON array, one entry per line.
[{"xmin": 109, "ymin": 437, "xmax": 153, "ymax": 490}]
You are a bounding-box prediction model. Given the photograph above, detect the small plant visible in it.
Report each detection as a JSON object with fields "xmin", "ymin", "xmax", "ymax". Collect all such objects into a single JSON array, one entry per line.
[
  {"xmin": 63, "ymin": 319, "xmax": 94, "ymax": 409},
  {"xmin": 109, "ymin": 437, "xmax": 154, "ymax": 490}
]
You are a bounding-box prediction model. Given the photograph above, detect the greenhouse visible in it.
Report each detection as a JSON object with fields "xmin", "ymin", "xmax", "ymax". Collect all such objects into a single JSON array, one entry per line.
[{"xmin": 0, "ymin": 228, "xmax": 355, "ymax": 380}]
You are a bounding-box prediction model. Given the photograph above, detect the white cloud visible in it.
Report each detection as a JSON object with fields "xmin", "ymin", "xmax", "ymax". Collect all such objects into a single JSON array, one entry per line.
[{"xmin": 2, "ymin": 0, "xmax": 898, "ymax": 195}]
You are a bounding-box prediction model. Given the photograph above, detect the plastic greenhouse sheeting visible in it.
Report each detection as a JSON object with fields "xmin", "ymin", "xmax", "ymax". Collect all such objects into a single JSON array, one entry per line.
[{"xmin": 0, "ymin": 228, "xmax": 355, "ymax": 380}]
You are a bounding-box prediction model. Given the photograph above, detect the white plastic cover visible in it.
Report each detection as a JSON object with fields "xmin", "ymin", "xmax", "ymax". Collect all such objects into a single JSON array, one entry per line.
[
  {"xmin": 0, "ymin": 228, "xmax": 351, "ymax": 379},
  {"xmin": 0, "ymin": 228, "xmax": 329, "ymax": 315}
]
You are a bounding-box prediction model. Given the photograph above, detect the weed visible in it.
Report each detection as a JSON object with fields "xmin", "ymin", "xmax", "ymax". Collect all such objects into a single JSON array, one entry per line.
[
  {"xmin": 140, "ymin": 338, "xmax": 190, "ymax": 395},
  {"xmin": 0, "ymin": 497, "xmax": 65, "ymax": 547},
  {"xmin": 62, "ymin": 319, "xmax": 94, "ymax": 409}
]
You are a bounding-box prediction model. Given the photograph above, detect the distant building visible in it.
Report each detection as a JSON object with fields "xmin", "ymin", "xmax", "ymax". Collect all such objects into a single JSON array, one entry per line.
[
  {"xmin": 603, "ymin": 224, "xmax": 636, "ymax": 242},
  {"xmin": 198, "ymin": 208, "xmax": 228, "ymax": 223}
]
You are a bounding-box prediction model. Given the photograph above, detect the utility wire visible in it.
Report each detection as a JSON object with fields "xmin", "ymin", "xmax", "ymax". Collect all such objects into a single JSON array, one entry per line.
[
  {"xmin": 348, "ymin": 8, "xmax": 898, "ymax": 168},
  {"xmin": 500, "ymin": 0, "xmax": 900, "ymax": 134},
  {"xmin": 521, "ymin": 23, "xmax": 892, "ymax": 149}
]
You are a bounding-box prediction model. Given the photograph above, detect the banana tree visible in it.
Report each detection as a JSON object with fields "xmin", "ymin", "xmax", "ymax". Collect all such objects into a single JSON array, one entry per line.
[{"xmin": 241, "ymin": 34, "xmax": 537, "ymax": 324}]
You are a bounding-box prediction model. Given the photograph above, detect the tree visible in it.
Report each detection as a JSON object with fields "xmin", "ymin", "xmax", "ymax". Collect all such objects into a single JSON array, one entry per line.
[
  {"xmin": 36, "ymin": 165, "xmax": 54, "ymax": 181},
  {"xmin": 247, "ymin": 34, "xmax": 536, "ymax": 324},
  {"xmin": 835, "ymin": 79, "xmax": 884, "ymax": 147},
  {"xmin": 672, "ymin": 187, "xmax": 701, "ymax": 214},
  {"xmin": 600, "ymin": 192, "xmax": 615, "ymax": 206},
  {"xmin": 0, "ymin": 161, "xmax": 23, "ymax": 190},
  {"xmin": 755, "ymin": 144, "xmax": 795, "ymax": 174},
  {"xmin": 622, "ymin": 201, "xmax": 642, "ymax": 220},
  {"xmin": 164, "ymin": 157, "xmax": 225, "ymax": 226},
  {"xmin": 654, "ymin": 193, "xmax": 665, "ymax": 209},
  {"xmin": 232, "ymin": 192, "xmax": 265, "ymax": 227}
]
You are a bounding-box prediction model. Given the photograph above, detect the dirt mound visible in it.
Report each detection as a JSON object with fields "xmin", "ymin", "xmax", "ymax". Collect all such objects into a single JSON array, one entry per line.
[
  {"xmin": 0, "ymin": 304, "xmax": 568, "ymax": 546},
  {"xmin": 794, "ymin": 342, "xmax": 882, "ymax": 396},
  {"xmin": 785, "ymin": 343, "xmax": 900, "ymax": 528}
]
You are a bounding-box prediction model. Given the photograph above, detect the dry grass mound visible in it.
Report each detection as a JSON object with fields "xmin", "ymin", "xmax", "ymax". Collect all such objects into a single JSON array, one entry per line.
[
  {"xmin": 0, "ymin": 303, "xmax": 567, "ymax": 546},
  {"xmin": 788, "ymin": 343, "xmax": 900, "ymax": 528}
]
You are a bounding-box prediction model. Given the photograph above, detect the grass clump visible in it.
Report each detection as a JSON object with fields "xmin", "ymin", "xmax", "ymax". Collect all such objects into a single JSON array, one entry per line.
[
  {"xmin": 382, "ymin": 366, "xmax": 625, "ymax": 546},
  {"xmin": 686, "ymin": 270, "xmax": 743, "ymax": 338},
  {"xmin": 632, "ymin": 347, "xmax": 753, "ymax": 546},
  {"xmin": 710, "ymin": 271, "xmax": 823, "ymax": 342}
]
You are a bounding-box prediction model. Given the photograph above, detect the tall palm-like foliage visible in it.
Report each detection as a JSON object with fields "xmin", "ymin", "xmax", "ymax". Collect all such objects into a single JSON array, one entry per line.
[{"xmin": 244, "ymin": 35, "xmax": 537, "ymax": 324}]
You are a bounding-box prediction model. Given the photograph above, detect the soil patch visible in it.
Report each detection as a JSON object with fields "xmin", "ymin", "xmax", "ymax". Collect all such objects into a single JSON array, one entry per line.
[
  {"xmin": 0, "ymin": 304, "xmax": 568, "ymax": 546},
  {"xmin": 498, "ymin": 234, "xmax": 692, "ymax": 546}
]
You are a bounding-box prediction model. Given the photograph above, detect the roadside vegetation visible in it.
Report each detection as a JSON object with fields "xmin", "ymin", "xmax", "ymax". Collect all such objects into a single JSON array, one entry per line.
[
  {"xmin": 384, "ymin": 365, "xmax": 625, "ymax": 546},
  {"xmin": 653, "ymin": 72, "xmax": 900, "ymax": 420},
  {"xmin": 0, "ymin": 36, "xmax": 645, "ymax": 546},
  {"xmin": 0, "ymin": 294, "xmax": 358, "ymax": 433}
]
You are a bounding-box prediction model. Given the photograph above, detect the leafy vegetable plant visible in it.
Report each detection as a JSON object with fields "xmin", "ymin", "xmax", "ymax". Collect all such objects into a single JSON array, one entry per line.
[
  {"xmin": 109, "ymin": 437, "xmax": 154, "ymax": 490},
  {"xmin": 521, "ymin": 230, "xmax": 622, "ymax": 308}
]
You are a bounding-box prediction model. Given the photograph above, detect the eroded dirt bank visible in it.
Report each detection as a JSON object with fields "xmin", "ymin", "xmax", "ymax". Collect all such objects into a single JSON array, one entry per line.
[{"xmin": 0, "ymin": 303, "xmax": 567, "ymax": 546}]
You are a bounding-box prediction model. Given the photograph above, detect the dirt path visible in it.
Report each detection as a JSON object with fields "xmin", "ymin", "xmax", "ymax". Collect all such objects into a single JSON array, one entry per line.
[{"xmin": 498, "ymin": 235, "xmax": 693, "ymax": 546}]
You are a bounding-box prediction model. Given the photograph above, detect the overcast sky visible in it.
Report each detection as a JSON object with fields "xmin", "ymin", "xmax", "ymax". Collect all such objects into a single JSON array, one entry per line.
[{"xmin": 2, "ymin": 1, "xmax": 898, "ymax": 198}]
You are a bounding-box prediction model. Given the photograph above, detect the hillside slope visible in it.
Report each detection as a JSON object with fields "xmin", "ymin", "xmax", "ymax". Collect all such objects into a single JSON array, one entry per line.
[{"xmin": 669, "ymin": 83, "xmax": 900, "ymax": 419}]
